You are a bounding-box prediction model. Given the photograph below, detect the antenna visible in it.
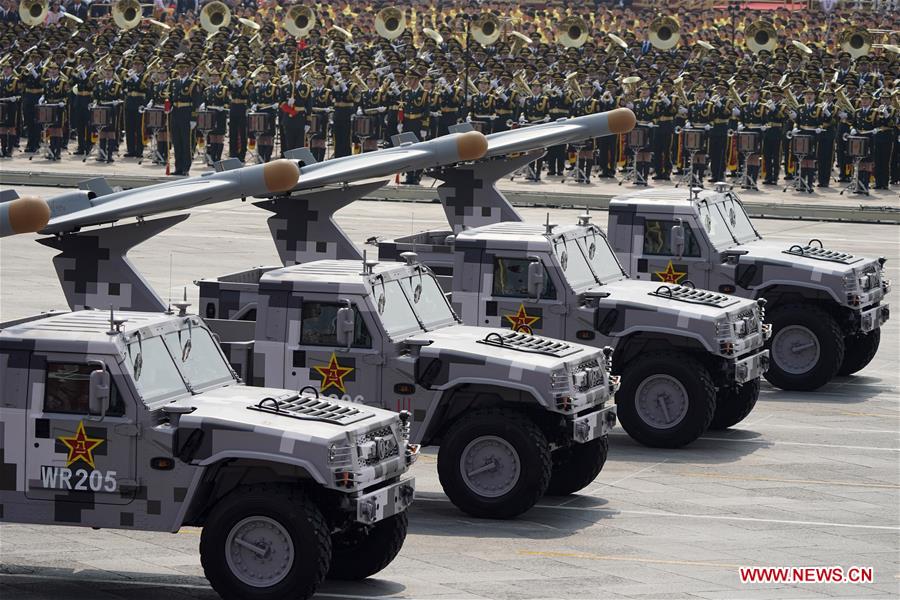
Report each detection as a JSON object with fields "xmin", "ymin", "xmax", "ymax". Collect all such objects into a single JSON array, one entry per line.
[
  {"xmin": 107, "ymin": 304, "xmax": 127, "ymax": 335},
  {"xmin": 172, "ymin": 286, "xmax": 191, "ymax": 317},
  {"xmin": 166, "ymin": 252, "xmax": 174, "ymax": 314},
  {"xmin": 544, "ymin": 212, "xmax": 557, "ymax": 235}
]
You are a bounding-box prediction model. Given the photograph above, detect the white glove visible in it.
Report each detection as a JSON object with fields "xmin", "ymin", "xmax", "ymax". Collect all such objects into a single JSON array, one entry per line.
[
  {"xmin": 815, "ymin": 127, "xmax": 823, "ymax": 134},
  {"xmin": 38, "ymin": 95, "xmax": 45, "ymax": 104},
  {"xmin": 397, "ymin": 122, "xmax": 403, "ymax": 133},
  {"xmin": 704, "ymin": 124, "xmax": 711, "ymax": 131},
  {"xmin": 420, "ymin": 129, "xmax": 428, "ymax": 138},
  {"xmin": 593, "ymin": 80, "xmax": 603, "ymax": 93},
  {"xmin": 626, "ymin": 102, "xmax": 634, "ymax": 109},
  {"xmin": 377, "ymin": 106, "xmax": 386, "ymax": 113},
  {"xmin": 872, "ymin": 127, "xmax": 881, "ymax": 134},
  {"xmin": 822, "ymin": 108, "xmax": 831, "ymax": 117},
  {"xmin": 542, "ymin": 115, "xmax": 551, "ymax": 123},
  {"xmin": 789, "ymin": 110, "xmax": 797, "ymax": 120},
  {"xmin": 489, "ymin": 114, "xmax": 497, "ymax": 120},
  {"xmin": 761, "ymin": 124, "xmax": 769, "ymax": 131},
  {"xmin": 850, "ymin": 128, "xmax": 858, "ymax": 135},
  {"xmin": 356, "ymin": 106, "xmax": 362, "ymax": 115},
  {"xmin": 251, "ymin": 104, "xmax": 258, "ymax": 112},
  {"xmin": 737, "ymin": 123, "xmax": 745, "ymax": 131},
  {"xmin": 190, "ymin": 121, "xmax": 197, "ymax": 130},
  {"xmin": 304, "ymin": 124, "xmax": 310, "ymax": 133},
  {"xmin": 465, "ymin": 114, "xmax": 472, "ymax": 122},
  {"xmin": 287, "ymin": 97, "xmax": 295, "ymax": 107},
  {"xmin": 731, "ymin": 107, "xmax": 741, "ymax": 117},
  {"xmin": 199, "ymin": 103, "xmax": 206, "ymax": 111},
  {"xmin": 146, "ymin": 101, "xmax": 153, "ymax": 109},
  {"xmin": 497, "ymin": 92, "xmax": 508, "ymax": 102},
  {"xmin": 838, "ymin": 111, "xmax": 848, "ymax": 119},
  {"xmin": 678, "ymin": 106, "xmax": 688, "ymax": 115}
]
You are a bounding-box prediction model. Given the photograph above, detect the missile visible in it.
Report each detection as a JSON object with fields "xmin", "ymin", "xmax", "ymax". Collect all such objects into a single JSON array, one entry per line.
[
  {"xmin": 31, "ymin": 159, "xmax": 299, "ymax": 236},
  {"xmin": 0, "ymin": 196, "xmax": 52, "ymax": 237},
  {"xmin": 482, "ymin": 107, "xmax": 636, "ymax": 158}
]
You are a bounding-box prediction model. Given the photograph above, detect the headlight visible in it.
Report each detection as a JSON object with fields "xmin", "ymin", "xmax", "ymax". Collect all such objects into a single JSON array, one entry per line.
[
  {"xmin": 573, "ymin": 371, "xmax": 589, "ymax": 389},
  {"xmin": 843, "ymin": 272, "xmax": 860, "ymax": 291},
  {"xmin": 715, "ymin": 318, "xmax": 732, "ymax": 337},
  {"xmin": 734, "ymin": 319, "xmax": 748, "ymax": 336},
  {"xmin": 550, "ymin": 367, "xmax": 571, "ymax": 394},
  {"xmin": 328, "ymin": 442, "xmax": 353, "ymax": 466}
]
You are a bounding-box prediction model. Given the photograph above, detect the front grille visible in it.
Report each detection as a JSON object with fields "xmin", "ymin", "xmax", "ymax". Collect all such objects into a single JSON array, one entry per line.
[
  {"xmin": 476, "ymin": 331, "xmax": 582, "ymax": 357},
  {"xmin": 649, "ymin": 285, "xmax": 740, "ymax": 308},
  {"xmin": 736, "ymin": 309, "xmax": 760, "ymax": 335},
  {"xmin": 247, "ymin": 394, "xmax": 373, "ymax": 425},
  {"xmin": 574, "ymin": 359, "xmax": 604, "ymax": 391},
  {"xmin": 358, "ymin": 426, "xmax": 399, "ymax": 465},
  {"xmin": 783, "ymin": 244, "xmax": 860, "ymax": 265}
]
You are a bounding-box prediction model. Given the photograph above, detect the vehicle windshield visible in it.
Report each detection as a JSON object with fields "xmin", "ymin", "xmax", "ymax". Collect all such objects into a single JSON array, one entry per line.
[
  {"xmin": 714, "ymin": 197, "xmax": 760, "ymax": 244},
  {"xmin": 163, "ymin": 327, "xmax": 234, "ymax": 391},
  {"xmin": 371, "ymin": 278, "xmax": 422, "ymax": 339},
  {"xmin": 399, "ymin": 270, "xmax": 457, "ymax": 330},
  {"xmin": 697, "ymin": 200, "xmax": 737, "ymax": 249},
  {"xmin": 124, "ymin": 335, "xmax": 188, "ymax": 405},
  {"xmin": 552, "ymin": 236, "xmax": 597, "ymax": 291},
  {"xmin": 576, "ymin": 233, "xmax": 626, "ymax": 284}
]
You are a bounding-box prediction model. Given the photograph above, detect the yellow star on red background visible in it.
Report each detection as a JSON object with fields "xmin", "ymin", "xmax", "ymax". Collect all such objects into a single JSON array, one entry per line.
[
  {"xmin": 655, "ymin": 260, "xmax": 687, "ymax": 284},
  {"xmin": 504, "ymin": 304, "xmax": 540, "ymax": 331},
  {"xmin": 59, "ymin": 421, "xmax": 104, "ymax": 469},
  {"xmin": 313, "ymin": 352, "xmax": 354, "ymax": 394}
]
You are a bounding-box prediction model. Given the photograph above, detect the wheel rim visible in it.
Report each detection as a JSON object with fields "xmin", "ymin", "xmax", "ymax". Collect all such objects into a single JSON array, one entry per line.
[
  {"xmin": 459, "ymin": 435, "xmax": 521, "ymax": 498},
  {"xmin": 225, "ymin": 515, "xmax": 295, "ymax": 588},
  {"xmin": 634, "ymin": 374, "xmax": 690, "ymax": 429},
  {"xmin": 771, "ymin": 324, "xmax": 821, "ymax": 375}
]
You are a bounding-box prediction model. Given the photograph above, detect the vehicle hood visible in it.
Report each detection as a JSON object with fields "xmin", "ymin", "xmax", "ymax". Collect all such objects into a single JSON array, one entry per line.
[
  {"xmin": 737, "ymin": 239, "xmax": 881, "ymax": 276},
  {"xmin": 597, "ymin": 279, "xmax": 759, "ymax": 321}
]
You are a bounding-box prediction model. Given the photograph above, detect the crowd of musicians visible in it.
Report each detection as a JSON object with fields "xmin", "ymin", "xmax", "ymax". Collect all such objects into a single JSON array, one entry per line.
[{"xmin": 0, "ymin": 0, "xmax": 897, "ymax": 190}]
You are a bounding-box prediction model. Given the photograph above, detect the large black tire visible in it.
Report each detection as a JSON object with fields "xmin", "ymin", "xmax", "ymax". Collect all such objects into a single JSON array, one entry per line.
[
  {"xmin": 200, "ymin": 484, "xmax": 331, "ymax": 600},
  {"xmin": 545, "ymin": 437, "xmax": 608, "ymax": 496},
  {"xmin": 438, "ymin": 409, "xmax": 551, "ymax": 519},
  {"xmin": 837, "ymin": 329, "xmax": 881, "ymax": 376},
  {"xmin": 328, "ymin": 512, "xmax": 408, "ymax": 581},
  {"xmin": 765, "ymin": 303, "xmax": 844, "ymax": 391},
  {"xmin": 709, "ymin": 379, "xmax": 760, "ymax": 430},
  {"xmin": 616, "ymin": 351, "xmax": 716, "ymax": 448}
]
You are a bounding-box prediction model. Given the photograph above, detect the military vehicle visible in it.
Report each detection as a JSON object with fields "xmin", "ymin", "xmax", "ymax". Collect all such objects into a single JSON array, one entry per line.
[
  {"xmin": 608, "ymin": 185, "xmax": 891, "ymax": 390},
  {"xmin": 198, "ymin": 257, "xmax": 618, "ymax": 519},
  {"xmin": 0, "ymin": 309, "xmax": 417, "ymax": 600}
]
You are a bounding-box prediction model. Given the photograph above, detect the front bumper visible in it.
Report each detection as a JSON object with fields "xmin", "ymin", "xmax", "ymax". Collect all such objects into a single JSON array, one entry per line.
[
  {"xmin": 570, "ymin": 404, "xmax": 618, "ymax": 444},
  {"xmin": 354, "ymin": 477, "xmax": 416, "ymax": 525},
  {"xmin": 733, "ymin": 349, "xmax": 770, "ymax": 383},
  {"xmin": 859, "ymin": 304, "xmax": 890, "ymax": 333}
]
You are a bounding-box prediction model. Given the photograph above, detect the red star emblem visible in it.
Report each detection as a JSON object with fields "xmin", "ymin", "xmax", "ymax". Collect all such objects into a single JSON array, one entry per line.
[
  {"xmin": 504, "ymin": 304, "xmax": 540, "ymax": 332},
  {"xmin": 655, "ymin": 260, "xmax": 687, "ymax": 284},
  {"xmin": 313, "ymin": 352, "xmax": 354, "ymax": 394},
  {"xmin": 58, "ymin": 421, "xmax": 104, "ymax": 469}
]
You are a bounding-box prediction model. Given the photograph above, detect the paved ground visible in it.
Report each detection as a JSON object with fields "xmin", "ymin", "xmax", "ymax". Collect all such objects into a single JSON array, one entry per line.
[{"xmin": 1, "ymin": 188, "xmax": 898, "ymax": 599}]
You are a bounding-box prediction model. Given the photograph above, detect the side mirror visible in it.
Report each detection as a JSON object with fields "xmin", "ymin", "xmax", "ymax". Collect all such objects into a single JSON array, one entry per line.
[
  {"xmin": 670, "ymin": 223, "xmax": 685, "ymax": 259},
  {"xmin": 88, "ymin": 368, "xmax": 110, "ymax": 419},
  {"xmin": 335, "ymin": 302, "xmax": 355, "ymax": 349},
  {"xmin": 527, "ymin": 257, "xmax": 544, "ymax": 299}
]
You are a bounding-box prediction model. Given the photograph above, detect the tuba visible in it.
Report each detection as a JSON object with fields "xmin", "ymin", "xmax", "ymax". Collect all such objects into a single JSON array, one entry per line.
[
  {"xmin": 112, "ymin": 0, "xmax": 143, "ymax": 30},
  {"xmin": 423, "ymin": 27, "xmax": 443, "ymax": 45},
  {"xmin": 649, "ymin": 15, "xmax": 680, "ymax": 50},
  {"xmin": 839, "ymin": 26, "xmax": 872, "ymax": 60},
  {"xmin": 472, "ymin": 13, "xmax": 501, "ymax": 47},
  {"xmin": 375, "ymin": 7, "xmax": 406, "ymax": 40},
  {"xmin": 557, "ymin": 16, "xmax": 588, "ymax": 48},
  {"xmin": 19, "ymin": 0, "xmax": 47, "ymax": 27},
  {"xmin": 508, "ymin": 31, "xmax": 532, "ymax": 57},
  {"xmin": 745, "ymin": 20, "xmax": 777, "ymax": 54},
  {"xmin": 237, "ymin": 17, "xmax": 260, "ymax": 36},
  {"xmin": 200, "ymin": 0, "xmax": 231, "ymax": 34},
  {"xmin": 283, "ymin": 6, "xmax": 316, "ymax": 39},
  {"xmin": 621, "ymin": 75, "xmax": 641, "ymax": 96}
]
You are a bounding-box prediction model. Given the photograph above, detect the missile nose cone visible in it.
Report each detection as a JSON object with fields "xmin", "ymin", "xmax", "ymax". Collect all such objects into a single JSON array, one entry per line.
[
  {"xmin": 606, "ymin": 107, "xmax": 637, "ymax": 135},
  {"xmin": 0, "ymin": 196, "xmax": 51, "ymax": 237},
  {"xmin": 455, "ymin": 130, "xmax": 489, "ymax": 161},
  {"xmin": 263, "ymin": 159, "xmax": 301, "ymax": 193}
]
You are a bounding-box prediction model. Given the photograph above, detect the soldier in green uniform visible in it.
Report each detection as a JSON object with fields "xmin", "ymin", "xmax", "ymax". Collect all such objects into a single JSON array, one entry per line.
[
  {"xmin": 546, "ymin": 72, "xmax": 571, "ymax": 176},
  {"xmin": 168, "ymin": 59, "xmax": 200, "ymax": 175},
  {"xmin": 521, "ymin": 78, "xmax": 549, "ymax": 181},
  {"xmin": 331, "ymin": 64, "xmax": 358, "ymax": 158},
  {"xmin": 249, "ymin": 65, "xmax": 280, "ymax": 164},
  {"xmin": 280, "ymin": 66, "xmax": 311, "ymax": 154},
  {"xmin": 69, "ymin": 53, "xmax": 94, "ymax": 156},
  {"xmin": 468, "ymin": 75, "xmax": 497, "ymax": 134},
  {"xmin": 400, "ymin": 71, "xmax": 427, "ymax": 183},
  {"xmin": 146, "ymin": 67, "xmax": 169, "ymax": 165},
  {"xmin": 791, "ymin": 87, "xmax": 828, "ymax": 193},
  {"xmin": 227, "ymin": 62, "xmax": 251, "ymax": 162},
  {"xmin": 200, "ymin": 68, "xmax": 229, "ymax": 163},
  {"xmin": 122, "ymin": 55, "xmax": 149, "ymax": 159},
  {"xmin": 91, "ymin": 62, "xmax": 122, "ymax": 163},
  {"xmin": 735, "ymin": 86, "xmax": 768, "ymax": 189},
  {"xmin": 0, "ymin": 58, "xmax": 20, "ymax": 157},
  {"xmin": 571, "ymin": 80, "xmax": 601, "ymax": 183},
  {"xmin": 41, "ymin": 61, "xmax": 69, "ymax": 160}
]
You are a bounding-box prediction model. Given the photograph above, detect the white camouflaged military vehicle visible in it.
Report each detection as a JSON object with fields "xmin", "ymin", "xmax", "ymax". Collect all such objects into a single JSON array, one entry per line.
[
  {"xmin": 198, "ymin": 258, "xmax": 619, "ymax": 519},
  {"xmin": 607, "ymin": 185, "xmax": 891, "ymax": 391},
  {"xmin": 0, "ymin": 309, "xmax": 417, "ymax": 600}
]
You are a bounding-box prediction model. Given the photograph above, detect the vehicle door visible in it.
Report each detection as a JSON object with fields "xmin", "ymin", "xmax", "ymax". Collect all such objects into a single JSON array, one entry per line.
[
  {"xmin": 631, "ymin": 215, "xmax": 711, "ymax": 289},
  {"xmin": 25, "ymin": 353, "xmax": 138, "ymax": 506}
]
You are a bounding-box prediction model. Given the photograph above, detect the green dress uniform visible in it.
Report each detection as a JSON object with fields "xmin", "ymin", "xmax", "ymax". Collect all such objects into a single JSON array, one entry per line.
[
  {"xmin": 0, "ymin": 69, "xmax": 20, "ymax": 156},
  {"xmin": 92, "ymin": 77, "xmax": 122, "ymax": 162},
  {"xmin": 521, "ymin": 92, "xmax": 549, "ymax": 180},
  {"xmin": 546, "ymin": 89, "xmax": 571, "ymax": 175},
  {"xmin": 227, "ymin": 74, "xmax": 251, "ymax": 161},
  {"xmin": 168, "ymin": 75, "xmax": 200, "ymax": 175},
  {"xmin": 308, "ymin": 85, "xmax": 332, "ymax": 162},
  {"xmin": 122, "ymin": 69, "xmax": 149, "ymax": 158},
  {"xmin": 21, "ymin": 62, "xmax": 43, "ymax": 152},
  {"xmin": 69, "ymin": 65, "xmax": 94, "ymax": 155},
  {"xmin": 201, "ymin": 81, "xmax": 229, "ymax": 162},
  {"xmin": 793, "ymin": 101, "xmax": 828, "ymax": 191},
  {"xmin": 42, "ymin": 73, "xmax": 69, "ymax": 159},
  {"xmin": 280, "ymin": 80, "xmax": 311, "ymax": 153},
  {"xmin": 400, "ymin": 84, "xmax": 428, "ymax": 183}
]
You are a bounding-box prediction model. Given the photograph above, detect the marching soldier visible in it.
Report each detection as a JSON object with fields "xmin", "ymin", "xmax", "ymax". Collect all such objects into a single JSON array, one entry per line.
[
  {"xmin": 791, "ymin": 88, "xmax": 829, "ymax": 192},
  {"xmin": 572, "ymin": 81, "xmax": 601, "ymax": 183},
  {"xmin": 146, "ymin": 67, "xmax": 169, "ymax": 165},
  {"xmin": 630, "ymin": 82, "xmax": 661, "ymax": 184},
  {"xmin": 168, "ymin": 59, "xmax": 200, "ymax": 175},
  {"xmin": 686, "ymin": 85, "xmax": 720, "ymax": 183},
  {"xmin": 21, "ymin": 52, "xmax": 43, "ymax": 154},
  {"xmin": 249, "ymin": 65, "xmax": 280, "ymax": 164},
  {"xmin": 653, "ymin": 80, "xmax": 677, "ymax": 181},
  {"xmin": 849, "ymin": 91, "xmax": 880, "ymax": 193},
  {"xmin": 122, "ymin": 56, "xmax": 149, "ymax": 159},
  {"xmin": 762, "ymin": 86, "xmax": 786, "ymax": 185},
  {"xmin": 735, "ymin": 86, "xmax": 768, "ymax": 188},
  {"xmin": 331, "ymin": 65, "xmax": 358, "ymax": 158},
  {"xmin": 69, "ymin": 53, "xmax": 94, "ymax": 156},
  {"xmin": 280, "ymin": 69, "xmax": 311, "ymax": 154},
  {"xmin": 436, "ymin": 72, "xmax": 462, "ymax": 137},
  {"xmin": 0, "ymin": 58, "xmax": 20, "ymax": 157},
  {"xmin": 468, "ymin": 76, "xmax": 497, "ymax": 134},
  {"xmin": 309, "ymin": 71, "xmax": 332, "ymax": 162},
  {"xmin": 709, "ymin": 81, "xmax": 731, "ymax": 183},
  {"xmin": 546, "ymin": 73, "xmax": 571, "ymax": 176},
  {"xmin": 817, "ymin": 88, "xmax": 837, "ymax": 188},
  {"xmin": 91, "ymin": 62, "xmax": 122, "ymax": 163},
  {"xmin": 400, "ymin": 71, "xmax": 428, "ymax": 183},
  {"xmin": 595, "ymin": 83, "xmax": 618, "ymax": 178},
  {"xmin": 521, "ymin": 78, "xmax": 549, "ymax": 180},
  {"xmin": 200, "ymin": 68, "xmax": 229, "ymax": 163},
  {"xmin": 872, "ymin": 92, "xmax": 894, "ymax": 190},
  {"xmin": 41, "ymin": 61, "xmax": 69, "ymax": 160},
  {"xmin": 227, "ymin": 62, "xmax": 251, "ymax": 162},
  {"xmin": 493, "ymin": 73, "xmax": 515, "ymax": 134},
  {"xmin": 358, "ymin": 71, "xmax": 387, "ymax": 150}
]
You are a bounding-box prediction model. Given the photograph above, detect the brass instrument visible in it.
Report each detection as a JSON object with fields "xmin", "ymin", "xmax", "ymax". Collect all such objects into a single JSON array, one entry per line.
[
  {"xmin": 508, "ymin": 31, "xmax": 532, "ymax": 57},
  {"xmin": 649, "ymin": 15, "xmax": 680, "ymax": 51},
  {"xmin": 333, "ymin": 26, "xmax": 353, "ymax": 41},
  {"xmin": 238, "ymin": 17, "xmax": 260, "ymax": 36},
  {"xmin": 673, "ymin": 76, "xmax": 690, "ymax": 105},
  {"xmin": 728, "ymin": 83, "xmax": 744, "ymax": 107},
  {"xmin": 467, "ymin": 78, "xmax": 480, "ymax": 97},
  {"xmin": 375, "ymin": 7, "xmax": 406, "ymax": 40},
  {"xmin": 19, "ymin": 0, "xmax": 47, "ymax": 27},
  {"xmin": 791, "ymin": 40, "xmax": 813, "ymax": 55},
  {"xmin": 780, "ymin": 86, "xmax": 800, "ymax": 112},
  {"xmin": 557, "ymin": 16, "xmax": 588, "ymax": 48},
  {"xmin": 200, "ymin": 1, "xmax": 231, "ymax": 34},
  {"xmin": 112, "ymin": 0, "xmax": 143, "ymax": 30},
  {"xmin": 565, "ymin": 72, "xmax": 585, "ymax": 100},
  {"xmin": 350, "ymin": 67, "xmax": 368, "ymax": 92},
  {"xmin": 621, "ymin": 75, "xmax": 641, "ymax": 96},
  {"xmin": 513, "ymin": 70, "xmax": 532, "ymax": 97},
  {"xmin": 839, "ymin": 26, "xmax": 872, "ymax": 59},
  {"xmin": 745, "ymin": 20, "xmax": 777, "ymax": 54},
  {"xmin": 608, "ymin": 33, "xmax": 628, "ymax": 50},
  {"xmin": 697, "ymin": 40, "xmax": 714, "ymax": 51},
  {"xmin": 147, "ymin": 18, "xmax": 171, "ymax": 31},
  {"xmin": 472, "ymin": 13, "xmax": 501, "ymax": 46},
  {"xmin": 833, "ymin": 85, "xmax": 856, "ymax": 116},
  {"xmin": 283, "ymin": 6, "xmax": 316, "ymax": 39},
  {"xmin": 423, "ymin": 27, "xmax": 443, "ymax": 45}
]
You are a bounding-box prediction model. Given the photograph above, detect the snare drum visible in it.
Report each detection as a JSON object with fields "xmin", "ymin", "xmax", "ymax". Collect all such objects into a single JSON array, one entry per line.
[
  {"xmin": 790, "ymin": 134, "xmax": 814, "ymax": 156},
  {"xmin": 196, "ymin": 110, "xmax": 215, "ymax": 131},
  {"xmin": 627, "ymin": 126, "xmax": 649, "ymax": 149},
  {"xmin": 308, "ymin": 113, "xmax": 326, "ymax": 135},
  {"xmin": 0, "ymin": 102, "xmax": 8, "ymax": 125},
  {"xmin": 683, "ymin": 128, "xmax": 706, "ymax": 151},
  {"xmin": 143, "ymin": 108, "xmax": 165, "ymax": 130},
  {"xmin": 846, "ymin": 135, "xmax": 869, "ymax": 158},
  {"xmin": 248, "ymin": 111, "xmax": 272, "ymax": 133},
  {"xmin": 352, "ymin": 115, "xmax": 375, "ymax": 137},
  {"xmin": 91, "ymin": 106, "xmax": 114, "ymax": 127},
  {"xmin": 36, "ymin": 104, "xmax": 60, "ymax": 126},
  {"xmin": 469, "ymin": 120, "xmax": 486, "ymax": 133},
  {"xmin": 737, "ymin": 131, "xmax": 760, "ymax": 154}
]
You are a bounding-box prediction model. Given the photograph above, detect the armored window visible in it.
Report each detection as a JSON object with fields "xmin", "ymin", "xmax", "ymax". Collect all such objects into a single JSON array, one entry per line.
[
  {"xmin": 44, "ymin": 363, "xmax": 125, "ymax": 417},
  {"xmin": 492, "ymin": 257, "xmax": 557, "ymax": 299},
  {"xmin": 300, "ymin": 302, "xmax": 372, "ymax": 348},
  {"xmin": 642, "ymin": 220, "xmax": 702, "ymax": 257}
]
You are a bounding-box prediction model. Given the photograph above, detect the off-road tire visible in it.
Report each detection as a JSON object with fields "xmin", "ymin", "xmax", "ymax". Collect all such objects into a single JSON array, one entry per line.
[
  {"xmin": 616, "ymin": 351, "xmax": 716, "ymax": 448},
  {"xmin": 328, "ymin": 513, "xmax": 408, "ymax": 581},
  {"xmin": 200, "ymin": 484, "xmax": 331, "ymax": 600},
  {"xmin": 438, "ymin": 409, "xmax": 551, "ymax": 519},
  {"xmin": 709, "ymin": 379, "xmax": 760, "ymax": 430},
  {"xmin": 837, "ymin": 329, "xmax": 881, "ymax": 376},
  {"xmin": 545, "ymin": 437, "xmax": 608, "ymax": 496},
  {"xmin": 765, "ymin": 303, "xmax": 844, "ymax": 391}
]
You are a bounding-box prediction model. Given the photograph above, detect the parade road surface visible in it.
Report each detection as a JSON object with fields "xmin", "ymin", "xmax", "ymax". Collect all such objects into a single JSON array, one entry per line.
[{"xmin": 1, "ymin": 189, "xmax": 898, "ymax": 600}]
